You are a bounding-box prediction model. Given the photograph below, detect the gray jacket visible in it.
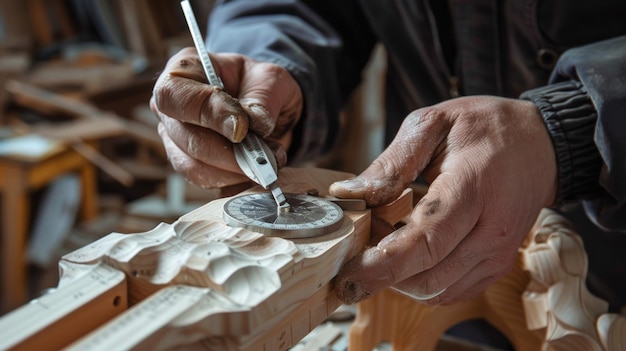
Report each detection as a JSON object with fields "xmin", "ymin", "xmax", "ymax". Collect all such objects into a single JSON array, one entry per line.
[{"xmin": 206, "ymin": 0, "xmax": 626, "ymax": 232}]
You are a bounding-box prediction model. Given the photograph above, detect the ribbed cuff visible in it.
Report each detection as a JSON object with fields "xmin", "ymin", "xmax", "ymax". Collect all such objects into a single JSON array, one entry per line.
[{"xmin": 520, "ymin": 81, "xmax": 602, "ymax": 205}]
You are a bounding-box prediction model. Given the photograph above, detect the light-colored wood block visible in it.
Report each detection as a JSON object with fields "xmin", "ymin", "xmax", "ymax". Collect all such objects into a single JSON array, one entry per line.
[
  {"xmin": 0, "ymin": 263, "xmax": 127, "ymax": 351},
  {"xmin": 0, "ymin": 167, "xmax": 413, "ymax": 350}
]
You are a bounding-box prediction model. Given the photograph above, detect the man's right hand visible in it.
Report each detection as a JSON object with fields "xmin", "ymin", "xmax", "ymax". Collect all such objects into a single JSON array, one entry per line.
[{"xmin": 151, "ymin": 47, "xmax": 303, "ymax": 188}]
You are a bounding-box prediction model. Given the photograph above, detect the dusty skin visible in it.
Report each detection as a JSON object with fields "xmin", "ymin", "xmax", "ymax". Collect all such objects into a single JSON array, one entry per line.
[{"xmin": 160, "ymin": 55, "xmax": 250, "ymax": 143}]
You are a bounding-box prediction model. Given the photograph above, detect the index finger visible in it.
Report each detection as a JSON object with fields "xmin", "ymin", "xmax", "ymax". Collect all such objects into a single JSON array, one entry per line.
[{"xmin": 153, "ymin": 48, "xmax": 249, "ymax": 142}]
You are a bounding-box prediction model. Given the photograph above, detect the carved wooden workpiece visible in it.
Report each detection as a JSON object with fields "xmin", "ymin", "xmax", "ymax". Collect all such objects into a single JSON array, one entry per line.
[
  {"xmin": 0, "ymin": 167, "xmax": 413, "ymax": 350},
  {"xmin": 521, "ymin": 209, "xmax": 626, "ymax": 351},
  {"xmin": 4, "ymin": 171, "xmax": 624, "ymax": 350},
  {"xmin": 348, "ymin": 208, "xmax": 626, "ymax": 351}
]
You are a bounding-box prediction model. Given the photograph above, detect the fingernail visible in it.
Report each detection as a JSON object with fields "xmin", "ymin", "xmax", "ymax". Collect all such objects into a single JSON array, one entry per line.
[
  {"xmin": 333, "ymin": 178, "xmax": 366, "ymax": 191},
  {"xmin": 246, "ymin": 104, "xmax": 272, "ymax": 137},
  {"xmin": 248, "ymin": 104, "xmax": 269, "ymax": 119},
  {"xmin": 223, "ymin": 115, "xmax": 237, "ymax": 141},
  {"xmin": 225, "ymin": 114, "xmax": 246, "ymax": 142}
]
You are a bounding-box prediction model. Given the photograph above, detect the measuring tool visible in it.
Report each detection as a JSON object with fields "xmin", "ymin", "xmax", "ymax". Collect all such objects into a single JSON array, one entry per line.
[
  {"xmin": 181, "ymin": 1, "xmax": 351, "ymax": 238},
  {"xmin": 180, "ymin": 0, "xmax": 289, "ymax": 212},
  {"xmin": 223, "ymin": 193, "xmax": 344, "ymax": 238}
]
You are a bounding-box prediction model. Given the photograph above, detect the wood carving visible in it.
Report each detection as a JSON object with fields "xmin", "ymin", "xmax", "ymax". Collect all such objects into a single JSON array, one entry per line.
[
  {"xmin": 521, "ymin": 209, "xmax": 626, "ymax": 351},
  {"xmin": 348, "ymin": 208, "xmax": 626, "ymax": 351},
  {"xmin": 3, "ymin": 169, "xmax": 624, "ymax": 350},
  {"xmin": 0, "ymin": 167, "xmax": 413, "ymax": 350}
]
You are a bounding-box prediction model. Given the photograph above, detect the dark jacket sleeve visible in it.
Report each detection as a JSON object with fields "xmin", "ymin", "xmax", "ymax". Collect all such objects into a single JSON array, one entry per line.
[
  {"xmin": 521, "ymin": 35, "xmax": 626, "ymax": 232},
  {"xmin": 205, "ymin": 0, "xmax": 376, "ymax": 162}
]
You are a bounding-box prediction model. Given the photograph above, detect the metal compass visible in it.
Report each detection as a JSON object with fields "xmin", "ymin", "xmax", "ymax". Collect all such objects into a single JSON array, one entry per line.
[{"xmin": 223, "ymin": 193, "xmax": 344, "ymax": 239}]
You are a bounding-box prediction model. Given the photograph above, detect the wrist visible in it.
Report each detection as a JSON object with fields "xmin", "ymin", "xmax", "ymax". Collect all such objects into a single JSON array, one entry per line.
[{"xmin": 520, "ymin": 81, "xmax": 602, "ymax": 206}]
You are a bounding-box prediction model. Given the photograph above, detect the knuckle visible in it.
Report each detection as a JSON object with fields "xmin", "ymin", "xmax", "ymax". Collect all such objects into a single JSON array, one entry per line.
[
  {"xmin": 184, "ymin": 132, "xmax": 202, "ymax": 158},
  {"xmin": 406, "ymin": 107, "xmax": 445, "ymax": 129},
  {"xmin": 418, "ymin": 228, "xmax": 446, "ymax": 270},
  {"xmin": 456, "ymin": 246, "xmax": 479, "ymax": 268},
  {"xmin": 198, "ymin": 97, "xmax": 213, "ymax": 127},
  {"xmin": 370, "ymin": 157, "xmax": 394, "ymax": 179},
  {"xmin": 257, "ymin": 61, "xmax": 286, "ymax": 76},
  {"xmin": 153, "ymin": 77, "xmax": 175, "ymax": 111},
  {"xmin": 365, "ymin": 157, "xmax": 411, "ymax": 201},
  {"xmin": 401, "ymin": 107, "xmax": 452, "ymax": 147},
  {"xmin": 410, "ymin": 215, "xmax": 456, "ymax": 269}
]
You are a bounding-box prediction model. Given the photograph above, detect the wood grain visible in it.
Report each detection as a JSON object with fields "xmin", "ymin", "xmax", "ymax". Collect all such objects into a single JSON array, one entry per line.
[{"xmin": 0, "ymin": 167, "xmax": 413, "ymax": 350}]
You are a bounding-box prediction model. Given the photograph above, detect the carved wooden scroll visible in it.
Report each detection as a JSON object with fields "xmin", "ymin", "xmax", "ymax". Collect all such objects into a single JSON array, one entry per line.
[
  {"xmin": 521, "ymin": 209, "xmax": 626, "ymax": 351},
  {"xmin": 0, "ymin": 167, "xmax": 413, "ymax": 350},
  {"xmin": 348, "ymin": 208, "xmax": 626, "ymax": 351}
]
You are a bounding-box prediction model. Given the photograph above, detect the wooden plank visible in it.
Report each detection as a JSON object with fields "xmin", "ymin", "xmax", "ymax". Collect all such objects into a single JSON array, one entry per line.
[
  {"xmin": 6, "ymin": 79, "xmax": 101, "ymax": 118},
  {"xmin": 70, "ymin": 141, "xmax": 134, "ymax": 187},
  {"xmin": 0, "ymin": 263, "xmax": 127, "ymax": 350},
  {"xmin": 25, "ymin": 61, "xmax": 135, "ymax": 93},
  {"xmin": 31, "ymin": 118, "xmax": 127, "ymax": 142},
  {"xmin": 6, "ymin": 80, "xmax": 163, "ymax": 149}
]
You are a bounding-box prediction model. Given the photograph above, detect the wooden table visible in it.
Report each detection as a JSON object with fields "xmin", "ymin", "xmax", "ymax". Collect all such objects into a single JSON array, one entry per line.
[{"xmin": 0, "ymin": 144, "xmax": 98, "ymax": 313}]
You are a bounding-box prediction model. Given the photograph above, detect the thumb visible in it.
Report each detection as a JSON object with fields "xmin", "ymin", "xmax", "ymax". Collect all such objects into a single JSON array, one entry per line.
[{"xmin": 329, "ymin": 109, "xmax": 450, "ymax": 206}]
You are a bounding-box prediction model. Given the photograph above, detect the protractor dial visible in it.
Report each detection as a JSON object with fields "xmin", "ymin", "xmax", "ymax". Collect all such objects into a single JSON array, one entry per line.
[{"xmin": 222, "ymin": 193, "xmax": 344, "ymax": 238}]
